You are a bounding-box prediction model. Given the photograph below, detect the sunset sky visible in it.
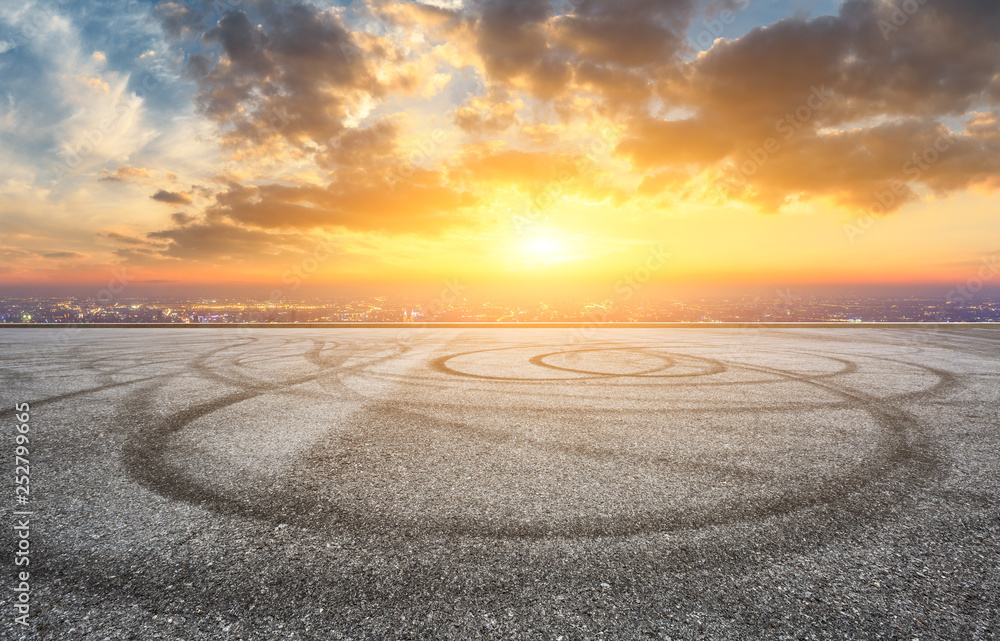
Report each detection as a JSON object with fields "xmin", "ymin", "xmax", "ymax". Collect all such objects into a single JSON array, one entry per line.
[{"xmin": 1, "ymin": 0, "xmax": 999, "ymax": 298}]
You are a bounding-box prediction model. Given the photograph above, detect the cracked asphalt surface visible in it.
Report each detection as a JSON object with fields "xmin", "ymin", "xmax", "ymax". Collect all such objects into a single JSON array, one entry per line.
[{"xmin": 1, "ymin": 327, "xmax": 999, "ymax": 639}]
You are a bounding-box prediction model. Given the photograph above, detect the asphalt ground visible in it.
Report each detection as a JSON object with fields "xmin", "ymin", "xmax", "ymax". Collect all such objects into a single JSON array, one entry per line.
[{"xmin": 1, "ymin": 327, "xmax": 998, "ymax": 640}]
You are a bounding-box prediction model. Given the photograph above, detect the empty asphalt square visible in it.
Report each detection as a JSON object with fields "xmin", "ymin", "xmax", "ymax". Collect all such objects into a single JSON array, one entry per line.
[{"xmin": 1, "ymin": 327, "xmax": 998, "ymax": 639}]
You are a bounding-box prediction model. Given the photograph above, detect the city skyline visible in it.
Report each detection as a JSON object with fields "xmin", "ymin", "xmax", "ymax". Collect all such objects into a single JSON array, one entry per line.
[{"xmin": 4, "ymin": 291, "xmax": 1000, "ymax": 324}]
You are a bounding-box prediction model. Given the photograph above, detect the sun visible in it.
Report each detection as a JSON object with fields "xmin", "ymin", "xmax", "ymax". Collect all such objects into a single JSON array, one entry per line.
[
  {"xmin": 525, "ymin": 236, "xmax": 565, "ymax": 256},
  {"xmin": 514, "ymin": 233, "xmax": 575, "ymax": 267}
]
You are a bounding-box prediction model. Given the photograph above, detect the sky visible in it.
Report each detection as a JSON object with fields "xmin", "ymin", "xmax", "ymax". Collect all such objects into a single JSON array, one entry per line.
[{"xmin": 1, "ymin": 0, "xmax": 999, "ymax": 299}]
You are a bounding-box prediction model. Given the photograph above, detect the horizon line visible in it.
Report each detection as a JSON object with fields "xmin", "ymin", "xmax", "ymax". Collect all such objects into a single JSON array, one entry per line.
[{"xmin": 3, "ymin": 322, "xmax": 999, "ymax": 330}]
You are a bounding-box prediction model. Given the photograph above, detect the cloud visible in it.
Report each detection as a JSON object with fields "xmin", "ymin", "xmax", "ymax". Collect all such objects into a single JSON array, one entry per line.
[
  {"xmin": 453, "ymin": 144, "xmax": 628, "ymax": 206},
  {"xmin": 154, "ymin": 1, "xmax": 205, "ymax": 39},
  {"xmin": 98, "ymin": 165, "xmax": 150, "ymax": 182},
  {"xmin": 42, "ymin": 251, "xmax": 85, "ymax": 259},
  {"xmin": 398, "ymin": 0, "xmax": 696, "ymax": 106},
  {"xmin": 151, "ymin": 189, "xmax": 193, "ymax": 205},
  {"xmin": 389, "ymin": 0, "xmax": 1000, "ymax": 213},
  {"xmin": 468, "ymin": 0, "xmax": 567, "ymax": 98},
  {"xmin": 615, "ymin": 0, "xmax": 1000, "ymax": 211},
  {"xmin": 165, "ymin": 0, "xmax": 414, "ymax": 161},
  {"xmin": 453, "ymin": 89, "xmax": 523, "ymax": 135},
  {"xmin": 146, "ymin": 220, "xmax": 311, "ymax": 260},
  {"xmin": 319, "ymin": 119, "xmax": 401, "ymax": 168},
  {"xmin": 170, "ymin": 212, "xmax": 196, "ymax": 225},
  {"xmin": 548, "ymin": 0, "xmax": 695, "ymax": 69},
  {"xmin": 9, "ymin": 0, "xmax": 1000, "ymax": 286},
  {"xmin": 102, "ymin": 231, "xmax": 156, "ymax": 246},
  {"xmin": 617, "ymin": 116, "xmax": 735, "ymax": 168},
  {"xmin": 456, "ymin": 146, "xmax": 582, "ymax": 187},
  {"xmin": 205, "ymin": 172, "xmax": 476, "ymax": 235}
]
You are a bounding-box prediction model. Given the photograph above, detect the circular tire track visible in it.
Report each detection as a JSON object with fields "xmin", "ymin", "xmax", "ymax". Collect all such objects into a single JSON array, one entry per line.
[
  {"xmin": 430, "ymin": 345, "xmax": 728, "ymax": 381},
  {"xmin": 118, "ymin": 337, "xmax": 945, "ymax": 540}
]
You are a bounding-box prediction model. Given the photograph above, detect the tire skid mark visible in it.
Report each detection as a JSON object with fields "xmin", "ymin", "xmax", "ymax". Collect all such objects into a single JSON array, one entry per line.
[
  {"xmin": 13, "ymin": 328, "xmax": 998, "ymax": 618},
  {"xmin": 118, "ymin": 340, "xmax": 410, "ymax": 525},
  {"xmin": 19, "ymin": 375, "xmax": 170, "ymax": 410},
  {"xmin": 429, "ymin": 346, "xmax": 728, "ymax": 381},
  {"xmin": 118, "ymin": 336, "xmax": 945, "ymax": 540},
  {"xmin": 290, "ymin": 357, "xmax": 936, "ymax": 538}
]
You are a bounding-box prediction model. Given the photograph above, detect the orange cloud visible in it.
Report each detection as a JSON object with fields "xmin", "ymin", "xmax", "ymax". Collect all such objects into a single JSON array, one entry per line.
[{"xmin": 98, "ymin": 166, "xmax": 150, "ymax": 182}]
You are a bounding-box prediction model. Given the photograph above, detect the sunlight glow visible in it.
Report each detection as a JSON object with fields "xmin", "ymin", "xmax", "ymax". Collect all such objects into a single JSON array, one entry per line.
[{"xmin": 525, "ymin": 236, "xmax": 565, "ymax": 258}]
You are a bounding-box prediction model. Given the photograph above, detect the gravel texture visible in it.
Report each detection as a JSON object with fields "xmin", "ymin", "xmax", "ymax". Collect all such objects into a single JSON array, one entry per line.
[{"xmin": 1, "ymin": 327, "xmax": 998, "ymax": 640}]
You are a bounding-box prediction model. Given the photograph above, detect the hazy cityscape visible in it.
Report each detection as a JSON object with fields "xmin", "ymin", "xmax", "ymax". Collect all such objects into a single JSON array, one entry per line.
[{"xmin": 2, "ymin": 295, "xmax": 998, "ymax": 324}]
